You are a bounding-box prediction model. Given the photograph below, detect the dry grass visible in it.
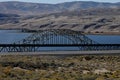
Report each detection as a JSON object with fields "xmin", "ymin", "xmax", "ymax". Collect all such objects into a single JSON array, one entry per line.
[{"xmin": 0, "ymin": 54, "xmax": 120, "ymax": 80}]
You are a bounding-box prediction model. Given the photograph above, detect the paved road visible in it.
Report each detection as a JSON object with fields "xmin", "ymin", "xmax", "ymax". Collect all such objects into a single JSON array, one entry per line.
[{"xmin": 0, "ymin": 50, "xmax": 120, "ymax": 56}]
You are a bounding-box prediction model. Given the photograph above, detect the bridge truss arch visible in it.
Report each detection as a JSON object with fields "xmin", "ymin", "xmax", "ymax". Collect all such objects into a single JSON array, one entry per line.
[{"xmin": 15, "ymin": 29, "xmax": 98, "ymax": 45}]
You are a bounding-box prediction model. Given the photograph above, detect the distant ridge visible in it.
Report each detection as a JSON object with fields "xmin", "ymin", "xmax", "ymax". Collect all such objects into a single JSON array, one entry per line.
[{"xmin": 0, "ymin": 1, "xmax": 120, "ymax": 15}]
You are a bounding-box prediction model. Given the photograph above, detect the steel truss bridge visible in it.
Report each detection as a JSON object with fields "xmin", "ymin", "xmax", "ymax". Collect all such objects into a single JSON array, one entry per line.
[{"xmin": 0, "ymin": 29, "xmax": 120, "ymax": 52}]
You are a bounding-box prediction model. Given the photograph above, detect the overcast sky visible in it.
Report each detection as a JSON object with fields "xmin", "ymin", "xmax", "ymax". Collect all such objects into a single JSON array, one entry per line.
[{"xmin": 0, "ymin": 0, "xmax": 119, "ymax": 3}]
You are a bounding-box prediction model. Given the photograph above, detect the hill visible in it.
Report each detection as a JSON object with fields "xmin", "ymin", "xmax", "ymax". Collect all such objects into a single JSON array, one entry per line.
[
  {"xmin": 0, "ymin": 1, "xmax": 120, "ymax": 15},
  {"xmin": 0, "ymin": 1, "xmax": 119, "ymax": 34},
  {"xmin": 0, "ymin": 8, "xmax": 119, "ymax": 34}
]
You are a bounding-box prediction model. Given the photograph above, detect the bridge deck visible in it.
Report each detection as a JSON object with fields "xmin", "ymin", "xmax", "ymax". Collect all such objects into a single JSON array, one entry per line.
[
  {"xmin": 0, "ymin": 44, "xmax": 120, "ymax": 47},
  {"xmin": 0, "ymin": 44, "xmax": 120, "ymax": 52}
]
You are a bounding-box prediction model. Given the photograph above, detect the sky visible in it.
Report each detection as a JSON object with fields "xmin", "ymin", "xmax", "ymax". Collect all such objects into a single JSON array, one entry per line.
[{"xmin": 0, "ymin": 0, "xmax": 120, "ymax": 4}]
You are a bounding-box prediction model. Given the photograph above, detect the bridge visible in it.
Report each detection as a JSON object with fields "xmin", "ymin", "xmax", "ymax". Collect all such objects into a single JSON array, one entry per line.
[{"xmin": 0, "ymin": 29, "xmax": 120, "ymax": 52}]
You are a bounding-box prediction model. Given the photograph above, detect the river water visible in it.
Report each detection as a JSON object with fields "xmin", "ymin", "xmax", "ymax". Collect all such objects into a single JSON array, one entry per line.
[{"xmin": 0, "ymin": 30, "xmax": 120, "ymax": 51}]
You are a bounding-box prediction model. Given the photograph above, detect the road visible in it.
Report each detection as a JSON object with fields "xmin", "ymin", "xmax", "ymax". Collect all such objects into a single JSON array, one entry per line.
[{"xmin": 0, "ymin": 50, "xmax": 120, "ymax": 56}]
